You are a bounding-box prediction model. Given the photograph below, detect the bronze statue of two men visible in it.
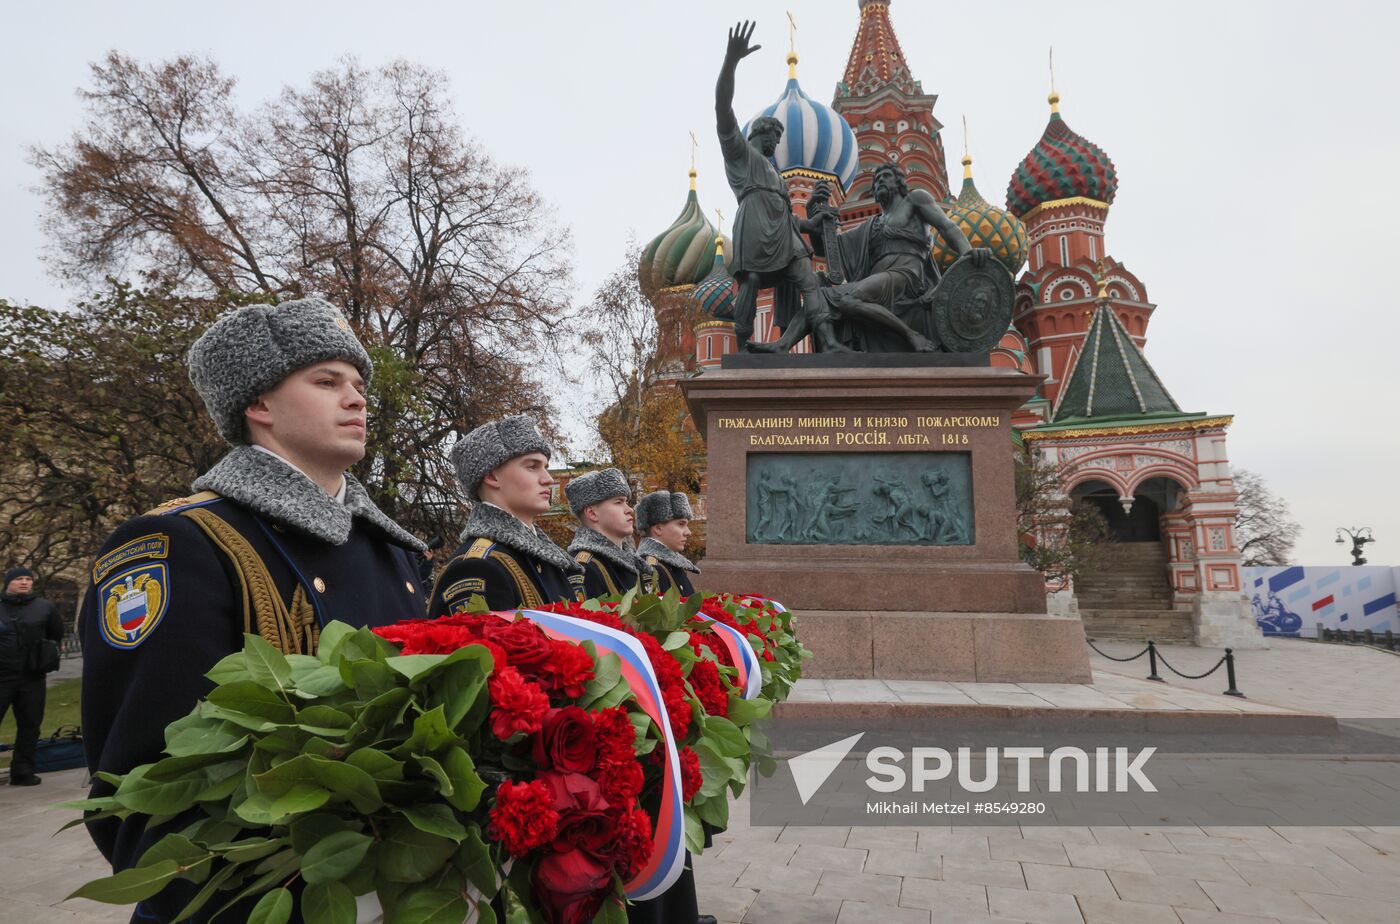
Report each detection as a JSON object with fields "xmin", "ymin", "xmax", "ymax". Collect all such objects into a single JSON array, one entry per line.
[{"xmin": 715, "ymin": 21, "xmax": 1007, "ymax": 355}]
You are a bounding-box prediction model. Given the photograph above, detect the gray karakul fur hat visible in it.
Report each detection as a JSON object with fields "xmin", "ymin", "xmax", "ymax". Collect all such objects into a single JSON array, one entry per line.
[
  {"xmin": 635, "ymin": 490, "xmax": 694, "ymax": 534},
  {"xmin": 564, "ymin": 468, "xmax": 631, "ymax": 519},
  {"xmin": 188, "ymin": 297, "xmax": 373, "ymax": 444},
  {"xmin": 451, "ymin": 415, "xmax": 553, "ymax": 501}
]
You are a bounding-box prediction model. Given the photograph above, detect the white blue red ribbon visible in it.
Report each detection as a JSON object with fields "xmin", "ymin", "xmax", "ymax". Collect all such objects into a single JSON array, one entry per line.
[
  {"xmin": 693, "ymin": 615, "xmax": 762, "ymax": 701},
  {"xmin": 503, "ymin": 610, "xmax": 685, "ymax": 901}
]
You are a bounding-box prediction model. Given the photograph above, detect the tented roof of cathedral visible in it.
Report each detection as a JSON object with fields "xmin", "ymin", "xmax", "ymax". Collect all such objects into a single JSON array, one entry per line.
[
  {"xmin": 745, "ymin": 54, "xmax": 860, "ymax": 191},
  {"xmin": 639, "ymin": 171, "xmax": 729, "ymax": 290},
  {"xmin": 1052, "ymin": 302, "xmax": 1184, "ymax": 423},
  {"xmin": 1007, "ymin": 93, "xmax": 1118, "ymax": 219},
  {"xmin": 837, "ymin": 0, "xmax": 922, "ymax": 98}
]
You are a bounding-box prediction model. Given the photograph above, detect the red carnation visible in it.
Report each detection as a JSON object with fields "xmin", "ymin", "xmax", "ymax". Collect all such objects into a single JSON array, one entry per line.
[
  {"xmin": 689, "ymin": 658, "xmax": 729, "ymax": 718},
  {"xmin": 488, "ymin": 667, "xmax": 549, "ymax": 740},
  {"xmin": 532, "ymin": 706, "xmax": 598, "ymax": 774},
  {"xmin": 663, "ymin": 684, "xmax": 693, "ymax": 740},
  {"xmin": 488, "ymin": 779, "xmax": 559, "ymax": 857},
  {"xmin": 680, "ymin": 746, "xmax": 703, "ymax": 801},
  {"xmin": 611, "ymin": 808, "xmax": 654, "ymax": 880},
  {"xmin": 537, "ymin": 640, "xmax": 595, "ymax": 699},
  {"xmin": 591, "ymin": 706, "xmax": 637, "ymax": 764},
  {"xmin": 598, "ymin": 756, "xmax": 644, "ymax": 807}
]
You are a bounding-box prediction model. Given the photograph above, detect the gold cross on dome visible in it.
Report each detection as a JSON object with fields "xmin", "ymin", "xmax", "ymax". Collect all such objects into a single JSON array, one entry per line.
[
  {"xmin": 787, "ymin": 11, "xmax": 797, "ymax": 54},
  {"xmin": 689, "ymin": 131, "xmax": 698, "ymax": 171},
  {"xmin": 715, "ymin": 207, "xmax": 724, "ymax": 229}
]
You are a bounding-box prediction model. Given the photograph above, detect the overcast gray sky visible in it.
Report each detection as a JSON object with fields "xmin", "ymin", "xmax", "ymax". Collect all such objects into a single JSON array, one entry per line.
[{"xmin": 2, "ymin": 0, "xmax": 1396, "ymax": 568}]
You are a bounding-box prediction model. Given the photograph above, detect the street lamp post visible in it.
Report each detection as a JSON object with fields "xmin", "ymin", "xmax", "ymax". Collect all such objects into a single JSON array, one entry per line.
[{"xmin": 1335, "ymin": 527, "xmax": 1375, "ymax": 566}]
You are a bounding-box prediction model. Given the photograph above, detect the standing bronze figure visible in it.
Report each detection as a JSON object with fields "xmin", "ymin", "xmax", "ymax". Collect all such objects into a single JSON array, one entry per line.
[{"xmin": 715, "ymin": 21, "xmax": 823, "ymax": 351}]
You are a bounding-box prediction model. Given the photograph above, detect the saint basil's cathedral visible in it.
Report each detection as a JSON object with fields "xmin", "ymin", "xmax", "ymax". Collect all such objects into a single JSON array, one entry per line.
[{"xmin": 635, "ymin": 0, "xmax": 1258, "ymax": 647}]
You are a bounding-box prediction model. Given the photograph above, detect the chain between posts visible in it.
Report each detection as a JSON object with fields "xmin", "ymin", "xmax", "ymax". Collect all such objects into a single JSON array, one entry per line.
[{"xmin": 1085, "ymin": 638, "xmax": 1245, "ymax": 697}]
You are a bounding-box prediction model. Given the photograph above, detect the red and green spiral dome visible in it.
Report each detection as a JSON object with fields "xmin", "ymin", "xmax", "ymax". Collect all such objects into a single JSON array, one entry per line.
[{"xmin": 1006, "ymin": 92, "xmax": 1117, "ymax": 218}]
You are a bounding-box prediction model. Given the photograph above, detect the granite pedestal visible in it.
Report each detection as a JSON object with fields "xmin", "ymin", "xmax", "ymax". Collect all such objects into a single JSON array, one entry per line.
[{"xmin": 681, "ymin": 359, "xmax": 1092, "ymax": 683}]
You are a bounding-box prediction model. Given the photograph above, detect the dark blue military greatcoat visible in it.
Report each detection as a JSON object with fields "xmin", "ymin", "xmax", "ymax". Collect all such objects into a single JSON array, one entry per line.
[{"xmin": 80, "ymin": 478, "xmax": 425, "ymax": 923}]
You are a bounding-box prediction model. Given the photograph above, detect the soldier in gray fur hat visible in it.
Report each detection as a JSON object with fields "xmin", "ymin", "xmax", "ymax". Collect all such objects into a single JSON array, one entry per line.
[
  {"xmin": 563, "ymin": 468, "xmax": 656, "ymax": 599},
  {"xmin": 429, "ymin": 415, "xmax": 585, "ymax": 615},
  {"xmin": 78, "ymin": 297, "xmax": 427, "ymax": 924},
  {"xmin": 636, "ymin": 490, "xmax": 702, "ymax": 596}
]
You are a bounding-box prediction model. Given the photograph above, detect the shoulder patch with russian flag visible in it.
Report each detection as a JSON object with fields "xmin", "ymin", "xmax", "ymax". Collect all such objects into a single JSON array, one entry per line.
[{"xmin": 97, "ymin": 563, "xmax": 170, "ymax": 649}]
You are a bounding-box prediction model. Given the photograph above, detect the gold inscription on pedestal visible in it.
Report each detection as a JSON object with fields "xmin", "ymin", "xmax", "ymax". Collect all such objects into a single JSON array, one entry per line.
[{"xmin": 718, "ymin": 413, "xmax": 1002, "ymax": 448}]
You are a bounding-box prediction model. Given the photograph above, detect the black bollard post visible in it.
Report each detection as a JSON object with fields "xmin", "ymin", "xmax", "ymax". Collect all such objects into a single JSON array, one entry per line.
[
  {"xmin": 1146, "ymin": 640, "xmax": 1164, "ymax": 682},
  {"xmin": 1222, "ymin": 648, "xmax": 1245, "ymax": 697}
]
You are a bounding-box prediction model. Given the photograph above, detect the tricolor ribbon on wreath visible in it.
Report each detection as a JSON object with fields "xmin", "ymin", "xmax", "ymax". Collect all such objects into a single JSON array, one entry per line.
[
  {"xmin": 693, "ymin": 613, "xmax": 763, "ymax": 701},
  {"xmin": 507, "ymin": 609, "xmax": 686, "ymax": 901}
]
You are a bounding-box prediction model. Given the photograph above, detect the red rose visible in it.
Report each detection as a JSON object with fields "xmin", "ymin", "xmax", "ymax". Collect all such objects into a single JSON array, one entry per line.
[
  {"xmin": 537, "ymin": 640, "xmax": 595, "ymax": 699},
  {"xmin": 553, "ymin": 806, "xmax": 615, "ymax": 855},
  {"xmin": 610, "ymin": 808, "xmax": 653, "ymax": 879},
  {"xmin": 531, "ymin": 706, "xmax": 597, "ymax": 774},
  {"xmin": 531, "ymin": 847, "xmax": 612, "ymax": 924},
  {"xmin": 488, "ymin": 779, "xmax": 559, "ymax": 857},
  {"xmin": 680, "ymin": 746, "xmax": 703, "ymax": 801},
  {"xmin": 539, "ymin": 770, "xmax": 610, "ymax": 813},
  {"xmin": 488, "ymin": 667, "xmax": 549, "ymax": 740},
  {"xmin": 539, "ymin": 771, "xmax": 615, "ymax": 855},
  {"xmin": 483, "ymin": 619, "xmax": 555, "ymax": 674}
]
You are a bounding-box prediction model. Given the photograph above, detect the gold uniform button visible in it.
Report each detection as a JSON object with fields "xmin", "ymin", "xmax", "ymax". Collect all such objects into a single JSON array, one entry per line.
[
  {"xmin": 404, "ymin": 581, "xmax": 415, "ymax": 594},
  {"xmin": 313, "ymin": 577, "xmax": 326, "ymax": 593}
]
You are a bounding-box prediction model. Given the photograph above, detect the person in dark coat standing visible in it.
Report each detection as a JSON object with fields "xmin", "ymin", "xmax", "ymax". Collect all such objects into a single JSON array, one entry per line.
[
  {"xmin": 79, "ymin": 298, "xmax": 426, "ymax": 924},
  {"xmin": 636, "ymin": 491, "xmax": 702, "ymax": 597},
  {"xmin": 565, "ymin": 468, "xmax": 655, "ymax": 598},
  {"xmin": 429, "ymin": 416, "xmax": 585, "ymax": 615},
  {"xmin": 1, "ymin": 566, "xmax": 64, "ymax": 785}
]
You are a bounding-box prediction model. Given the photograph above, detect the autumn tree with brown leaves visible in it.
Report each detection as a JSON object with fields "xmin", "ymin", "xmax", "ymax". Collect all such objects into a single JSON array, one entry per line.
[
  {"xmin": 29, "ymin": 53, "xmax": 574, "ymax": 546},
  {"xmin": 1015, "ymin": 448, "xmax": 1115, "ymax": 587},
  {"xmin": 0, "ymin": 282, "xmax": 250, "ymax": 606},
  {"xmin": 580, "ymin": 246, "xmax": 702, "ymax": 493}
]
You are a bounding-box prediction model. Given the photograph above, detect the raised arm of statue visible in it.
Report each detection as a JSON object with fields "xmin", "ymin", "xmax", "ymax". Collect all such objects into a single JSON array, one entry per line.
[
  {"xmin": 716, "ymin": 20, "xmax": 761, "ymax": 138},
  {"xmin": 910, "ymin": 189, "xmax": 987, "ymax": 267}
]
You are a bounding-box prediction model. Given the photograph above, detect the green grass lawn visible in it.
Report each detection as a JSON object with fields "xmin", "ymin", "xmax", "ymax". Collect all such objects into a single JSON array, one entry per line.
[{"xmin": 1, "ymin": 677, "xmax": 81, "ymax": 768}]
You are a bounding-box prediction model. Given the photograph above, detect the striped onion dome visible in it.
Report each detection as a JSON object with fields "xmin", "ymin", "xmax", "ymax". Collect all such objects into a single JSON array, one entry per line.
[
  {"xmin": 1006, "ymin": 92, "xmax": 1117, "ymax": 218},
  {"xmin": 688, "ymin": 235, "xmax": 736, "ymax": 320},
  {"xmin": 639, "ymin": 170, "xmax": 729, "ymax": 290},
  {"xmin": 743, "ymin": 52, "xmax": 860, "ymax": 192},
  {"xmin": 932, "ymin": 155, "xmax": 1028, "ymax": 275}
]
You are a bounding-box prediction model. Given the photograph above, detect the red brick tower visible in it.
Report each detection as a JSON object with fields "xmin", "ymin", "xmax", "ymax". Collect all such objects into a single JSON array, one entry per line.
[
  {"xmin": 832, "ymin": 0, "xmax": 951, "ymax": 223},
  {"xmin": 1006, "ymin": 91, "xmax": 1153, "ymax": 409}
]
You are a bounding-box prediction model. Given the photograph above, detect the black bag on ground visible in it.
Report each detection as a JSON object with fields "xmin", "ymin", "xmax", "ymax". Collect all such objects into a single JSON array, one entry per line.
[{"xmin": 33, "ymin": 725, "xmax": 85, "ymax": 772}]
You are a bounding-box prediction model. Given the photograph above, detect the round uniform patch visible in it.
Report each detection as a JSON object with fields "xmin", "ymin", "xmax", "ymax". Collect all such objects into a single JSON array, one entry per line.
[{"xmin": 98, "ymin": 563, "xmax": 170, "ymax": 649}]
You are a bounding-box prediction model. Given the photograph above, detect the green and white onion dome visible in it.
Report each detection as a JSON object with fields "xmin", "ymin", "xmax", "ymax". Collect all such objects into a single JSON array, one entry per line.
[{"xmin": 639, "ymin": 169, "xmax": 730, "ymax": 291}]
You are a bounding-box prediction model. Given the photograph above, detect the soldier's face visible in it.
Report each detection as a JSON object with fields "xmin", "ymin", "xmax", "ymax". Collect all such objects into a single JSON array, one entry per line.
[
  {"xmin": 247, "ymin": 361, "xmax": 367, "ymax": 472},
  {"xmin": 651, "ymin": 518, "xmax": 691, "ymax": 553},
  {"xmin": 588, "ymin": 496, "xmax": 635, "ymax": 542},
  {"xmin": 484, "ymin": 452, "xmax": 554, "ymax": 518}
]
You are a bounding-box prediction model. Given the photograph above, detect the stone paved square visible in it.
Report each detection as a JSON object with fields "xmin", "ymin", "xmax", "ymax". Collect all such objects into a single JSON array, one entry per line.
[{"xmin": 10, "ymin": 643, "xmax": 1400, "ymax": 924}]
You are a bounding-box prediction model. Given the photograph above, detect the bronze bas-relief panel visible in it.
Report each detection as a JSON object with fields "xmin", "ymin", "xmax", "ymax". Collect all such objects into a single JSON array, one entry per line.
[{"xmin": 745, "ymin": 451, "xmax": 973, "ymax": 546}]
